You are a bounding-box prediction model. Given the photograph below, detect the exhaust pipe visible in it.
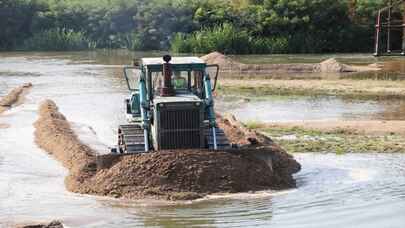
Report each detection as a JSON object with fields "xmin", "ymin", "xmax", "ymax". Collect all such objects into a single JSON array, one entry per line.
[{"xmin": 160, "ymin": 55, "xmax": 175, "ymax": 97}]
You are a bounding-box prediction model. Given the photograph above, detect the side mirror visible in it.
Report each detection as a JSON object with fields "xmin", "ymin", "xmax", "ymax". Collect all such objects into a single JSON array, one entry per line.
[{"xmin": 206, "ymin": 64, "xmax": 219, "ymax": 91}]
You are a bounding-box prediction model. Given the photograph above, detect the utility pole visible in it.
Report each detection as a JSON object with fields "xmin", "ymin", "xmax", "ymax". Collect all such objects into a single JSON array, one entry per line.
[
  {"xmin": 387, "ymin": 0, "xmax": 392, "ymax": 53},
  {"xmin": 375, "ymin": 10, "xmax": 382, "ymax": 56},
  {"xmin": 402, "ymin": 0, "xmax": 405, "ymax": 55}
]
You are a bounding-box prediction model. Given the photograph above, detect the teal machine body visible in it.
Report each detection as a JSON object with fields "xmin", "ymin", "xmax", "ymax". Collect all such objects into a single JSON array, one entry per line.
[{"xmin": 118, "ymin": 55, "xmax": 228, "ymax": 153}]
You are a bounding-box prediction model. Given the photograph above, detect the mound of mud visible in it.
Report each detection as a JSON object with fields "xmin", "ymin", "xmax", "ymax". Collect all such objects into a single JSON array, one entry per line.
[
  {"xmin": 315, "ymin": 58, "xmax": 354, "ymax": 73},
  {"xmin": 200, "ymin": 52, "xmax": 380, "ymax": 74},
  {"xmin": 34, "ymin": 100, "xmax": 300, "ymax": 200},
  {"xmin": 0, "ymin": 83, "xmax": 32, "ymax": 113}
]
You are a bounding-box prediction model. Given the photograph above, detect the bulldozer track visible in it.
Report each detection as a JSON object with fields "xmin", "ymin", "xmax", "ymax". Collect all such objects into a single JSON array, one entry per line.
[
  {"xmin": 118, "ymin": 124, "xmax": 145, "ymax": 153},
  {"xmin": 205, "ymin": 127, "xmax": 231, "ymax": 150},
  {"xmin": 117, "ymin": 124, "xmax": 230, "ymax": 153}
]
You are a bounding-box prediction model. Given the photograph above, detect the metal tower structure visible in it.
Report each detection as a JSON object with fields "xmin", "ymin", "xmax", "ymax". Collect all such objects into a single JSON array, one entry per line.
[{"xmin": 374, "ymin": 0, "xmax": 405, "ymax": 56}]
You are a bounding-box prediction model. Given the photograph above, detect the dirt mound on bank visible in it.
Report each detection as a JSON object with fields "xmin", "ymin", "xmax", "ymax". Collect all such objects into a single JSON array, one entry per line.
[
  {"xmin": 201, "ymin": 51, "xmax": 245, "ymax": 68},
  {"xmin": 0, "ymin": 83, "xmax": 32, "ymax": 114},
  {"xmin": 34, "ymin": 100, "xmax": 300, "ymax": 200},
  {"xmin": 200, "ymin": 52, "xmax": 380, "ymax": 74},
  {"xmin": 315, "ymin": 58, "xmax": 354, "ymax": 73}
]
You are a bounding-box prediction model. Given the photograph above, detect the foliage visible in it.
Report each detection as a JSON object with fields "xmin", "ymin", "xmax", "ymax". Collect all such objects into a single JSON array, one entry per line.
[
  {"xmin": 22, "ymin": 28, "xmax": 94, "ymax": 51},
  {"xmin": 0, "ymin": 0, "xmax": 388, "ymax": 53},
  {"xmin": 171, "ymin": 23, "xmax": 288, "ymax": 54}
]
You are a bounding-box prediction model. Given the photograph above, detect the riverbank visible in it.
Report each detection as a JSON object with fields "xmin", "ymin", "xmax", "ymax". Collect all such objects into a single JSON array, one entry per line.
[
  {"xmin": 246, "ymin": 120, "xmax": 405, "ymax": 153},
  {"xmin": 34, "ymin": 100, "xmax": 300, "ymax": 201},
  {"xmin": 202, "ymin": 52, "xmax": 380, "ymax": 74}
]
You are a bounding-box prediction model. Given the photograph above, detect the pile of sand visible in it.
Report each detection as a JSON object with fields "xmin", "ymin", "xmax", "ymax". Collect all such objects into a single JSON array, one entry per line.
[
  {"xmin": 0, "ymin": 83, "xmax": 32, "ymax": 114},
  {"xmin": 314, "ymin": 58, "xmax": 355, "ymax": 73},
  {"xmin": 200, "ymin": 52, "xmax": 380, "ymax": 74},
  {"xmin": 34, "ymin": 100, "xmax": 300, "ymax": 200},
  {"xmin": 201, "ymin": 51, "xmax": 246, "ymax": 68}
]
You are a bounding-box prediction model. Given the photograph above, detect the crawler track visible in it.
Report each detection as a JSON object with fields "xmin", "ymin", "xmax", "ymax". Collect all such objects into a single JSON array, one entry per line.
[
  {"xmin": 118, "ymin": 124, "xmax": 145, "ymax": 153},
  {"xmin": 117, "ymin": 124, "xmax": 230, "ymax": 153}
]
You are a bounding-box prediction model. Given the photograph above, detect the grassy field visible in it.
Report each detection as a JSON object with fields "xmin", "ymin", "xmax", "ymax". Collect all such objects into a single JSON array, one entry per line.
[{"xmin": 245, "ymin": 122, "xmax": 405, "ymax": 154}]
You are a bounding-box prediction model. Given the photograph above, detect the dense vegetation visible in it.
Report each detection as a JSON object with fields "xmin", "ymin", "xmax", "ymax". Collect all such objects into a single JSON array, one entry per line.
[{"xmin": 0, "ymin": 0, "xmax": 385, "ymax": 53}]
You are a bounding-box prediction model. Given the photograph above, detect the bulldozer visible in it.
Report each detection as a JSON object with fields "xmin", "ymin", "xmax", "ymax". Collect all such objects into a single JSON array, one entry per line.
[{"xmin": 115, "ymin": 55, "xmax": 230, "ymax": 153}]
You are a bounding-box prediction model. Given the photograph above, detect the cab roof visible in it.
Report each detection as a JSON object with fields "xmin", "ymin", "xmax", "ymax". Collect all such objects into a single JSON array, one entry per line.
[
  {"xmin": 141, "ymin": 57, "xmax": 207, "ymax": 72},
  {"xmin": 142, "ymin": 57, "xmax": 205, "ymax": 66}
]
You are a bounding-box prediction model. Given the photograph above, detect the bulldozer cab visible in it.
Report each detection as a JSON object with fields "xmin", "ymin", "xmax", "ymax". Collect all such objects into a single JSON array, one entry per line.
[{"xmin": 124, "ymin": 57, "xmax": 218, "ymax": 100}]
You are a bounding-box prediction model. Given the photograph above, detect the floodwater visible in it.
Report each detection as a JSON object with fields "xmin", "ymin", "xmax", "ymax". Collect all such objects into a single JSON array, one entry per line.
[
  {"xmin": 219, "ymin": 95, "xmax": 405, "ymax": 123},
  {"xmin": 1, "ymin": 51, "xmax": 405, "ymax": 227}
]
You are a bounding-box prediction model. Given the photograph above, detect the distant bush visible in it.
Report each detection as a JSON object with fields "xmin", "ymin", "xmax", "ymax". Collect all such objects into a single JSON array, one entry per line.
[
  {"xmin": 171, "ymin": 24, "xmax": 289, "ymax": 54},
  {"xmin": 22, "ymin": 28, "xmax": 95, "ymax": 51},
  {"xmin": 249, "ymin": 37, "xmax": 289, "ymax": 54}
]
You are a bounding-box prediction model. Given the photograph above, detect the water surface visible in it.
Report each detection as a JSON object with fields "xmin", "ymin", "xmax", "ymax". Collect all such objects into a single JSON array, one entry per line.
[{"xmin": 1, "ymin": 51, "xmax": 405, "ymax": 227}]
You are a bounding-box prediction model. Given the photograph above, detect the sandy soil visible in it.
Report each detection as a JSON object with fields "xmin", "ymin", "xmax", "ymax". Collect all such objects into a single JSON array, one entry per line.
[
  {"xmin": 220, "ymin": 78, "xmax": 405, "ymax": 98},
  {"xmin": 0, "ymin": 83, "xmax": 32, "ymax": 114},
  {"xmin": 34, "ymin": 100, "xmax": 300, "ymax": 201},
  {"xmin": 267, "ymin": 120, "xmax": 405, "ymax": 136},
  {"xmin": 201, "ymin": 52, "xmax": 380, "ymax": 74}
]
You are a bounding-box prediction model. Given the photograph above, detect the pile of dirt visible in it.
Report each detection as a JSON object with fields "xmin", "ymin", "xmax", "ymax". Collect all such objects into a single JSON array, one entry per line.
[
  {"xmin": 0, "ymin": 83, "xmax": 32, "ymax": 114},
  {"xmin": 34, "ymin": 100, "xmax": 300, "ymax": 200},
  {"xmin": 200, "ymin": 52, "xmax": 380, "ymax": 74},
  {"xmin": 314, "ymin": 58, "xmax": 354, "ymax": 73},
  {"xmin": 14, "ymin": 220, "xmax": 63, "ymax": 228},
  {"xmin": 34, "ymin": 100, "xmax": 97, "ymax": 190},
  {"xmin": 201, "ymin": 51, "xmax": 246, "ymax": 69}
]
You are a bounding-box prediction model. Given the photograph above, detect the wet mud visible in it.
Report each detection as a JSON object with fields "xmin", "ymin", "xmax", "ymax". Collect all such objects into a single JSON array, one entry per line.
[
  {"xmin": 201, "ymin": 52, "xmax": 380, "ymax": 74},
  {"xmin": 34, "ymin": 100, "xmax": 300, "ymax": 201},
  {"xmin": 0, "ymin": 83, "xmax": 32, "ymax": 114}
]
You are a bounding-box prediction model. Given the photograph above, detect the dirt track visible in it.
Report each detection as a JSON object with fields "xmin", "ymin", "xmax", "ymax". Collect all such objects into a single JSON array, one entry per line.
[
  {"xmin": 34, "ymin": 100, "xmax": 300, "ymax": 200},
  {"xmin": 0, "ymin": 83, "xmax": 32, "ymax": 114}
]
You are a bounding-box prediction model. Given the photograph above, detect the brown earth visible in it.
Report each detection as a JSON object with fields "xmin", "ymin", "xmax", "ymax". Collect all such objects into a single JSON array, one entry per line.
[
  {"xmin": 0, "ymin": 83, "xmax": 32, "ymax": 114},
  {"xmin": 34, "ymin": 100, "xmax": 300, "ymax": 201},
  {"xmin": 201, "ymin": 52, "xmax": 380, "ymax": 74}
]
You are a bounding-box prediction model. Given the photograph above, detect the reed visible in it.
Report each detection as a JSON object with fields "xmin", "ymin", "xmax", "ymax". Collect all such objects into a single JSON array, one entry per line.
[{"xmin": 22, "ymin": 28, "xmax": 95, "ymax": 51}]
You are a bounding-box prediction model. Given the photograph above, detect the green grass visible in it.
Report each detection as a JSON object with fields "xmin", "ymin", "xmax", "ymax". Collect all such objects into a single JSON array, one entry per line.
[
  {"xmin": 171, "ymin": 23, "xmax": 289, "ymax": 54},
  {"xmin": 218, "ymin": 84, "xmax": 405, "ymax": 100},
  {"xmin": 257, "ymin": 126, "xmax": 405, "ymax": 154},
  {"xmin": 22, "ymin": 28, "xmax": 95, "ymax": 51}
]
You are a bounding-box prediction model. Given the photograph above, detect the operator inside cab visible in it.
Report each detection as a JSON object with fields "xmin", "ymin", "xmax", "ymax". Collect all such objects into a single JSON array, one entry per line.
[{"xmin": 172, "ymin": 71, "xmax": 187, "ymax": 89}]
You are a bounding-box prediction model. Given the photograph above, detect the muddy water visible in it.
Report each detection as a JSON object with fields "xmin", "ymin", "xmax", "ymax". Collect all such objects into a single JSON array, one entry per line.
[
  {"xmin": 219, "ymin": 95, "xmax": 405, "ymax": 123},
  {"xmin": 1, "ymin": 51, "xmax": 405, "ymax": 227}
]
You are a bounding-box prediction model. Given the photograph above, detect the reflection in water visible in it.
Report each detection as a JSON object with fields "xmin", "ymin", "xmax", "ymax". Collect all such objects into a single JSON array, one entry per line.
[
  {"xmin": 219, "ymin": 96, "xmax": 398, "ymax": 122},
  {"xmin": 1, "ymin": 52, "xmax": 405, "ymax": 227}
]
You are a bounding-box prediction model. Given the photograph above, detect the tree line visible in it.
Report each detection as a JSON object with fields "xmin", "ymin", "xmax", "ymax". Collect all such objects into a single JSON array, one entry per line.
[{"xmin": 0, "ymin": 0, "xmax": 386, "ymax": 53}]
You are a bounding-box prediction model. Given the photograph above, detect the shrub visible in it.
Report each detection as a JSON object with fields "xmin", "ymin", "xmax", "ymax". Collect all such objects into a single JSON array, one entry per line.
[{"xmin": 171, "ymin": 23, "xmax": 289, "ymax": 54}]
